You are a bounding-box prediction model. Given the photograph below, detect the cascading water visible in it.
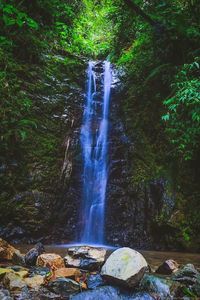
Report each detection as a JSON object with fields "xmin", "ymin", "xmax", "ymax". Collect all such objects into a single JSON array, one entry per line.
[{"xmin": 80, "ymin": 61, "xmax": 112, "ymax": 244}]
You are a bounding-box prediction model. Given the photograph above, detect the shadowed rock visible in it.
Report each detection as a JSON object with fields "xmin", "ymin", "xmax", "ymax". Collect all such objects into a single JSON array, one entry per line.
[
  {"xmin": 70, "ymin": 286, "xmax": 154, "ymax": 300},
  {"xmin": 47, "ymin": 278, "xmax": 81, "ymax": 298},
  {"xmin": 25, "ymin": 242, "xmax": 45, "ymax": 266},
  {"xmin": 156, "ymin": 259, "xmax": 179, "ymax": 275}
]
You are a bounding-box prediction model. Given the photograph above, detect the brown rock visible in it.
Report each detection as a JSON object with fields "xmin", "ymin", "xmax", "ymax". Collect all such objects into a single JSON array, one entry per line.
[
  {"xmin": 54, "ymin": 268, "xmax": 81, "ymax": 279},
  {"xmin": 36, "ymin": 253, "xmax": 64, "ymax": 269},
  {"xmin": 0, "ymin": 238, "xmax": 22, "ymax": 261},
  {"xmin": 156, "ymin": 259, "xmax": 179, "ymax": 275}
]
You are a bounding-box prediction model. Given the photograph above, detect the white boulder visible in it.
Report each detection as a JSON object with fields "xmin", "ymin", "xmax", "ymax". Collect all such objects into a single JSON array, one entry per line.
[{"xmin": 101, "ymin": 247, "xmax": 148, "ymax": 288}]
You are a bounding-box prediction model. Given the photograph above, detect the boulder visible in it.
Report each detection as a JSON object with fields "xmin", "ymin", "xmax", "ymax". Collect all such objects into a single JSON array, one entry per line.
[
  {"xmin": 87, "ymin": 273, "xmax": 105, "ymax": 289},
  {"xmin": 70, "ymin": 286, "xmax": 120, "ymax": 300},
  {"xmin": 15, "ymin": 269, "xmax": 29, "ymax": 278},
  {"xmin": 17, "ymin": 286, "xmax": 32, "ymax": 300},
  {"xmin": 12, "ymin": 251, "xmax": 25, "ymax": 266},
  {"xmin": 54, "ymin": 268, "xmax": 81, "ymax": 279},
  {"xmin": 140, "ymin": 274, "xmax": 175, "ymax": 299},
  {"xmin": 0, "ymin": 288, "xmax": 12, "ymax": 300},
  {"xmin": 25, "ymin": 242, "xmax": 45, "ymax": 266},
  {"xmin": 156, "ymin": 259, "xmax": 179, "ymax": 275},
  {"xmin": 47, "ymin": 278, "xmax": 80, "ymax": 297},
  {"xmin": 36, "ymin": 253, "xmax": 64, "ymax": 269},
  {"xmin": 64, "ymin": 255, "xmax": 81, "ymax": 268},
  {"xmin": 64, "ymin": 246, "xmax": 107, "ymax": 271},
  {"xmin": 101, "ymin": 247, "xmax": 148, "ymax": 288},
  {"xmin": 29, "ymin": 266, "xmax": 50, "ymax": 277},
  {"xmin": 31, "ymin": 287, "xmax": 61, "ymax": 299},
  {"xmin": 24, "ymin": 275, "xmax": 45, "ymax": 289},
  {"xmin": 0, "ymin": 267, "xmax": 28, "ymax": 281},
  {"xmin": 0, "ymin": 268, "xmax": 13, "ymax": 280},
  {"xmin": 172, "ymin": 264, "xmax": 200, "ymax": 285},
  {"xmin": 0, "ymin": 238, "xmax": 22, "ymax": 261},
  {"xmin": 193, "ymin": 280, "xmax": 200, "ymax": 297},
  {"xmin": 3, "ymin": 272, "xmax": 27, "ymax": 292},
  {"xmin": 9, "ymin": 265, "xmax": 27, "ymax": 272},
  {"xmin": 70, "ymin": 286, "xmax": 154, "ymax": 300}
]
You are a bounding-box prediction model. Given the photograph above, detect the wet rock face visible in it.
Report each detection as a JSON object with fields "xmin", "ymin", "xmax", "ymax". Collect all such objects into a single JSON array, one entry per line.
[
  {"xmin": 0, "ymin": 54, "xmax": 86, "ymax": 245},
  {"xmin": 0, "ymin": 191, "xmax": 55, "ymax": 243},
  {"xmin": 105, "ymin": 89, "xmax": 174, "ymax": 249}
]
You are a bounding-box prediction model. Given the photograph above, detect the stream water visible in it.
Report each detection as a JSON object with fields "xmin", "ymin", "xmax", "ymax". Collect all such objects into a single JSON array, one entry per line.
[
  {"xmin": 80, "ymin": 61, "xmax": 112, "ymax": 244},
  {"xmin": 17, "ymin": 245, "xmax": 200, "ymax": 271}
]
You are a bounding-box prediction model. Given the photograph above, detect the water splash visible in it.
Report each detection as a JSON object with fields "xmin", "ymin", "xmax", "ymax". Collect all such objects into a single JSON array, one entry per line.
[{"xmin": 80, "ymin": 61, "xmax": 112, "ymax": 244}]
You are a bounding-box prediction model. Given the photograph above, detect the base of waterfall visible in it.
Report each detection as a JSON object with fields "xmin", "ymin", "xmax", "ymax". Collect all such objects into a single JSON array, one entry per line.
[{"xmin": 0, "ymin": 239, "xmax": 200, "ymax": 299}]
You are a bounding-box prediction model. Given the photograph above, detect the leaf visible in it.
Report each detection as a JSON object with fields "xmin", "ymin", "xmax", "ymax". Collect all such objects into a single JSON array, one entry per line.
[
  {"xmin": 18, "ymin": 119, "xmax": 37, "ymax": 128},
  {"xmin": 3, "ymin": 5, "xmax": 16, "ymax": 14},
  {"xmin": 16, "ymin": 18, "xmax": 24, "ymax": 27},
  {"xmin": 3, "ymin": 15, "xmax": 16, "ymax": 26},
  {"xmin": 26, "ymin": 18, "xmax": 39, "ymax": 29},
  {"xmin": 18, "ymin": 130, "xmax": 27, "ymax": 141},
  {"xmin": 162, "ymin": 114, "xmax": 170, "ymax": 121}
]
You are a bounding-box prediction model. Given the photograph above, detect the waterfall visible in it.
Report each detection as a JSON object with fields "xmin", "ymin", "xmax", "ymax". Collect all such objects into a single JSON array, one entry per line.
[{"xmin": 80, "ymin": 61, "xmax": 112, "ymax": 244}]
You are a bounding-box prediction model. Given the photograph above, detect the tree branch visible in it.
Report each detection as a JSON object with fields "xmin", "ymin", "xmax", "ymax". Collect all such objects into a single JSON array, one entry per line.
[{"xmin": 124, "ymin": 0, "xmax": 161, "ymax": 29}]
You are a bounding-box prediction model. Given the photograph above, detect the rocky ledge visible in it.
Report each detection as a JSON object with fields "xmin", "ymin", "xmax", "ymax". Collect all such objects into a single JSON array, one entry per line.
[{"xmin": 0, "ymin": 238, "xmax": 199, "ymax": 299}]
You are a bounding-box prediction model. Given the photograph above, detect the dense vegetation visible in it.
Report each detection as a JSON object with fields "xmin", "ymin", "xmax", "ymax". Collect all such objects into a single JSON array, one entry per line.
[
  {"xmin": 0, "ymin": 0, "xmax": 200, "ymax": 250},
  {"xmin": 110, "ymin": 0, "xmax": 200, "ymax": 249}
]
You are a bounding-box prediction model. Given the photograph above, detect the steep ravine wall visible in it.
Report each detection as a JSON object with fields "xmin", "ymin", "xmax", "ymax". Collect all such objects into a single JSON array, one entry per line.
[
  {"xmin": 0, "ymin": 60, "xmax": 180, "ymax": 250},
  {"xmin": 0, "ymin": 53, "xmax": 86, "ymax": 244},
  {"xmin": 56, "ymin": 63, "xmax": 177, "ymax": 250},
  {"xmin": 105, "ymin": 87, "xmax": 175, "ymax": 250},
  {"xmin": 104, "ymin": 79, "xmax": 185, "ymax": 251}
]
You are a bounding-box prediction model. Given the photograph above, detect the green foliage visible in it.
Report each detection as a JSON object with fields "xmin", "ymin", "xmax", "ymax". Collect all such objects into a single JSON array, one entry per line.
[
  {"xmin": 162, "ymin": 59, "xmax": 200, "ymax": 160},
  {"xmin": 69, "ymin": 0, "xmax": 118, "ymax": 56},
  {"xmin": 110, "ymin": 0, "xmax": 200, "ymax": 250},
  {"xmin": 0, "ymin": 0, "xmax": 200, "ymax": 249},
  {"xmin": 1, "ymin": 2, "xmax": 38, "ymax": 29},
  {"xmin": 0, "ymin": 65, "xmax": 36, "ymax": 155}
]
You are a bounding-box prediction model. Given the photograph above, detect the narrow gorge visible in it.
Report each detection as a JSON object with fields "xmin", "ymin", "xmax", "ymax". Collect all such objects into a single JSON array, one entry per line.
[{"xmin": 0, "ymin": 0, "xmax": 200, "ymax": 298}]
